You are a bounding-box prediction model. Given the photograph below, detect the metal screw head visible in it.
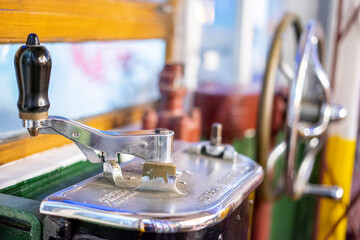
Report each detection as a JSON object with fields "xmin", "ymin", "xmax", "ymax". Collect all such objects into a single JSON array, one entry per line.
[
  {"xmin": 210, "ymin": 123, "xmax": 222, "ymax": 146},
  {"xmin": 71, "ymin": 131, "xmax": 81, "ymax": 138},
  {"xmin": 235, "ymin": 215, "xmax": 241, "ymax": 222}
]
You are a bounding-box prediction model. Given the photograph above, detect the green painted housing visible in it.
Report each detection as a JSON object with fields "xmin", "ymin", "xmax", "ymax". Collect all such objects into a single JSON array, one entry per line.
[{"xmin": 0, "ymin": 160, "xmax": 102, "ymax": 240}]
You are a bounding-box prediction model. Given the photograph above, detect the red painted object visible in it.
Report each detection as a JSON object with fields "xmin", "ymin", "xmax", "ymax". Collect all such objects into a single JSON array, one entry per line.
[
  {"xmin": 194, "ymin": 82, "xmax": 260, "ymax": 143},
  {"xmin": 142, "ymin": 63, "xmax": 201, "ymax": 142},
  {"xmin": 194, "ymin": 82, "xmax": 286, "ymax": 143}
]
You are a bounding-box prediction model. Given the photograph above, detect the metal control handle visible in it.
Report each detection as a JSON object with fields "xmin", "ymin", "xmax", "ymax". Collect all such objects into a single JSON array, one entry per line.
[
  {"xmin": 283, "ymin": 20, "xmax": 345, "ymax": 200},
  {"xmin": 14, "ymin": 34, "xmax": 175, "ymax": 187},
  {"xmin": 258, "ymin": 18, "xmax": 346, "ymax": 201},
  {"xmin": 36, "ymin": 116, "xmax": 174, "ymax": 164}
]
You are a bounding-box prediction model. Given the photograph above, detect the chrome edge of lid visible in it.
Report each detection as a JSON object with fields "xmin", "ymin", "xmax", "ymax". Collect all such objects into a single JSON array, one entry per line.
[{"xmin": 40, "ymin": 141, "xmax": 263, "ymax": 233}]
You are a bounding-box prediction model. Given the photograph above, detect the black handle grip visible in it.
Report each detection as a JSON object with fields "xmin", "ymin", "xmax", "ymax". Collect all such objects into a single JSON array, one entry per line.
[{"xmin": 14, "ymin": 33, "xmax": 52, "ymax": 120}]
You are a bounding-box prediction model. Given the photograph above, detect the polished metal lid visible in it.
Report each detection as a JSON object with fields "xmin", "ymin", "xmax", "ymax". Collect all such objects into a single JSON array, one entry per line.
[{"xmin": 40, "ymin": 141, "xmax": 263, "ymax": 233}]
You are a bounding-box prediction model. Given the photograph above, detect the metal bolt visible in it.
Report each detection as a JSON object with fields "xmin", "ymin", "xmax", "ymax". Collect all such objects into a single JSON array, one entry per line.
[
  {"xmin": 210, "ymin": 123, "xmax": 222, "ymax": 146},
  {"xmin": 72, "ymin": 131, "xmax": 81, "ymax": 138},
  {"xmin": 218, "ymin": 234, "xmax": 223, "ymax": 240},
  {"xmin": 249, "ymin": 199, "xmax": 254, "ymax": 206},
  {"xmin": 235, "ymin": 215, "xmax": 241, "ymax": 222}
]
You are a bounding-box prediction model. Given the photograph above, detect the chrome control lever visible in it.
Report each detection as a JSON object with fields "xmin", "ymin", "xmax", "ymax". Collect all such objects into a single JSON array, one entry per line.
[
  {"xmin": 30, "ymin": 116, "xmax": 174, "ymax": 164},
  {"xmin": 15, "ymin": 33, "xmax": 174, "ymax": 187},
  {"xmin": 25, "ymin": 116, "xmax": 174, "ymax": 187}
]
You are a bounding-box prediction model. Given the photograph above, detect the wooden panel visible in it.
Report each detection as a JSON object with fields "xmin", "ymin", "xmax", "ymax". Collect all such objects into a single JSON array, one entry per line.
[
  {"xmin": 0, "ymin": 103, "xmax": 155, "ymax": 165},
  {"xmin": 165, "ymin": 0, "xmax": 178, "ymax": 61},
  {"xmin": 0, "ymin": 0, "xmax": 173, "ymax": 43}
]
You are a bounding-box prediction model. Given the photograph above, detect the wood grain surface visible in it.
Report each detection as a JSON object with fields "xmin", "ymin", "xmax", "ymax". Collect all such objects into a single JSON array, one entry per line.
[{"xmin": 0, "ymin": 0, "xmax": 173, "ymax": 43}]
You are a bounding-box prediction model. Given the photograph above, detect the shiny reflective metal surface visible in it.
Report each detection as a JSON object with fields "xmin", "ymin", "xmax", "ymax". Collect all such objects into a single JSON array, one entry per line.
[
  {"xmin": 187, "ymin": 123, "xmax": 239, "ymax": 161},
  {"xmin": 268, "ymin": 20, "xmax": 346, "ymax": 200},
  {"xmin": 40, "ymin": 141, "xmax": 263, "ymax": 233},
  {"xmin": 265, "ymin": 141, "xmax": 286, "ymax": 199},
  {"xmin": 187, "ymin": 141, "xmax": 239, "ymax": 161},
  {"xmin": 283, "ymin": 20, "xmax": 345, "ymax": 199},
  {"xmin": 37, "ymin": 116, "xmax": 174, "ymax": 164},
  {"xmin": 24, "ymin": 116, "xmax": 174, "ymax": 187}
]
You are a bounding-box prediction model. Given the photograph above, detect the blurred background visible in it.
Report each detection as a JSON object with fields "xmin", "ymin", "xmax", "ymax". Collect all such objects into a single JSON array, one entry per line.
[
  {"xmin": 0, "ymin": 0, "xmax": 335, "ymax": 139},
  {"xmin": 0, "ymin": 1, "xmax": 359, "ymax": 239}
]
